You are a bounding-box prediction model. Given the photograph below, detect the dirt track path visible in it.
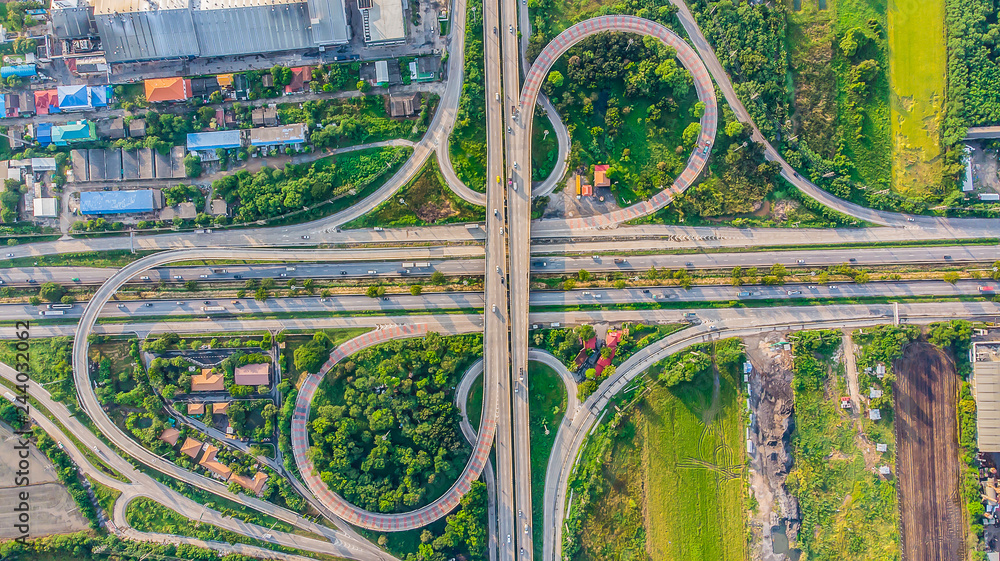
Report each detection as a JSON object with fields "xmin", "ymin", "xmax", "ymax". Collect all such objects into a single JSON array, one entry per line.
[{"xmin": 894, "ymin": 342, "xmax": 964, "ymax": 561}]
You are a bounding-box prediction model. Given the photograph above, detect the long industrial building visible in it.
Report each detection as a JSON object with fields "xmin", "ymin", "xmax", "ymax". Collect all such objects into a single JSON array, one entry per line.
[{"xmin": 51, "ymin": 0, "xmax": 351, "ymax": 63}]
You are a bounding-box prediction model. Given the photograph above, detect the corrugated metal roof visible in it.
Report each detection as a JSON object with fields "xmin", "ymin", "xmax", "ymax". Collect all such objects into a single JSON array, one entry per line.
[
  {"xmin": 187, "ymin": 130, "xmax": 242, "ymax": 150},
  {"xmin": 193, "ymin": 4, "xmax": 314, "ymax": 57},
  {"xmin": 51, "ymin": 6, "xmax": 94, "ymax": 38},
  {"xmin": 80, "ymin": 189, "xmax": 158, "ymax": 214},
  {"xmin": 249, "ymin": 123, "xmax": 306, "ymax": 146},
  {"xmin": 976, "ymin": 361, "xmax": 1000, "ymax": 451},
  {"xmin": 97, "ymin": 10, "xmax": 199, "ymax": 63},
  {"xmin": 307, "ymin": 0, "xmax": 350, "ymax": 44}
]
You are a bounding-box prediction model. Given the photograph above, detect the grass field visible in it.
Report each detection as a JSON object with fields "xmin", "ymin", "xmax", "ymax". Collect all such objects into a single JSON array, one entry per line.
[
  {"xmin": 888, "ymin": 0, "xmax": 946, "ymax": 194},
  {"xmin": 342, "ymin": 155, "xmax": 485, "ymax": 229},
  {"xmin": 531, "ymin": 109, "xmax": 558, "ymax": 183},
  {"xmin": 448, "ymin": 0, "xmax": 487, "ymax": 192},
  {"xmin": 528, "ymin": 361, "xmax": 567, "ymax": 559},
  {"xmin": 786, "ymin": 329, "xmax": 900, "ymax": 559},
  {"xmin": 467, "ymin": 373, "xmax": 483, "ymax": 433},
  {"xmin": 572, "ymin": 344, "xmax": 746, "ymax": 561}
]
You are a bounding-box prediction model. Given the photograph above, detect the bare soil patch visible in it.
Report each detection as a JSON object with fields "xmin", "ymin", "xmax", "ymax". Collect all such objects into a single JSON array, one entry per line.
[{"xmin": 894, "ymin": 342, "xmax": 963, "ymax": 561}]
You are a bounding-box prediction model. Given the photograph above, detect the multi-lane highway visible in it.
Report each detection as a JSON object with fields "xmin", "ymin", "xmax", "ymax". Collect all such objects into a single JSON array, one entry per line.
[
  {"xmin": 4, "ymin": 243, "xmax": 998, "ymax": 288},
  {"xmin": 15, "ymin": 279, "xmax": 999, "ymax": 323}
]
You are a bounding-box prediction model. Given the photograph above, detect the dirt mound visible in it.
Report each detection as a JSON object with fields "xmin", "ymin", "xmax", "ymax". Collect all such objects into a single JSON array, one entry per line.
[
  {"xmin": 894, "ymin": 342, "xmax": 963, "ymax": 561},
  {"xmin": 414, "ymin": 200, "xmax": 459, "ymax": 222},
  {"xmin": 744, "ymin": 333, "xmax": 801, "ymax": 561}
]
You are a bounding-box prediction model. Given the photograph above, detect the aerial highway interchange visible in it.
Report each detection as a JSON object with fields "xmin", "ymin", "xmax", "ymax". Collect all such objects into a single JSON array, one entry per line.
[{"xmin": 2, "ymin": 1, "xmax": 999, "ymax": 561}]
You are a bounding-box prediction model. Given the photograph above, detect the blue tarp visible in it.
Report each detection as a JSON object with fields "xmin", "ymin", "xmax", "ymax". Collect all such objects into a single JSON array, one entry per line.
[
  {"xmin": 35, "ymin": 122, "xmax": 52, "ymax": 145},
  {"xmin": 186, "ymin": 130, "xmax": 242, "ymax": 151},
  {"xmin": 1, "ymin": 65, "xmax": 36, "ymax": 78},
  {"xmin": 80, "ymin": 190, "xmax": 158, "ymax": 215},
  {"xmin": 57, "ymin": 85, "xmax": 91, "ymax": 111}
]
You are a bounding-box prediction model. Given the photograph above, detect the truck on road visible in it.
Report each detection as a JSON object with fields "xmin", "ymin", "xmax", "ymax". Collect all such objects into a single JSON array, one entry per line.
[
  {"xmin": 201, "ymin": 306, "xmax": 225, "ymax": 312},
  {"xmin": 38, "ymin": 310, "xmax": 65, "ymax": 316}
]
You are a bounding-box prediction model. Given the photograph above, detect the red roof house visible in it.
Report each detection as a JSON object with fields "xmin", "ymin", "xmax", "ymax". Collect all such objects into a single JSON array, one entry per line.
[
  {"xmin": 285, "ymin": 67, "xmax": 313, "ymax": 93},
  {"xmin": 595, "ymin": 355, "xmax": 613, "ymax": 376},
  {"xmin": 583, "ymin": 336, "xmax": 597, "ymax": 351},
  {"xmin": 34, "ymin": 90, "xmax": 58, "ymax": 115}
]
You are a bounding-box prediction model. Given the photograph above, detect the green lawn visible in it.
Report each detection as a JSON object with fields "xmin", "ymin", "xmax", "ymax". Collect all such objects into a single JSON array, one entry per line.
[
  {"xmin": 342, "ymin": 155, "xmax": 485, "ymax": 229},
  {"xmin": 86, "ymin": 476, "xmax": 121, "ymax": 516},
  {"xmin": 570, "ymin": 343, "xmax": 746, "ymax": 561},
  {"xmin": 528, "ymin": 361, "xmax": 567, "ymax": 559},
  {"xmin": 283, "ymin": 328, "xmax": 371, "ymax": 382},
  {"xmin": 888, "ymin": 0, "xmax": 946, "ymax": 194},
  {"xmin": 835, "ymin": 0, "xmax": 892, "ymax": 190},
  {"xmin": 448, "ymin": 0, "xmax": 487, "ymax": 192},
  {"xmin": 467, "ymin": 373, "xmax": 483, "ymax": 433},
  {"xmin": 531, "ymin": 108, "xmax": 559, "ymax": 183}
]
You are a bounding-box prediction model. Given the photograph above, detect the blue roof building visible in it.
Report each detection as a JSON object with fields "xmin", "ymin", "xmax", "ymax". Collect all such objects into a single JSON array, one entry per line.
[
  {"xmin": 36, "ymin": 123, "xmax": 52, "ymax": 145},
  {"xmin": 90, "ymin": 85, "xmax": 109, "ymax": 108},
  {"xmin": 58, "ymin": 85, "xmax": 92, "ymax": 111},
  {"xmin": 51, "ymin": 120, "xmax": 96, "ymax": 145},
  {"xmin": 80, "ymin": 189, "xmax": 163, "ymax": 215},
  {"xmin": 1, "ymin": 65, "xmax": 36, "ymax": 79},
  {"xmin": 187, "ymin": 130, "xmax": 242, "ymax": 151}
]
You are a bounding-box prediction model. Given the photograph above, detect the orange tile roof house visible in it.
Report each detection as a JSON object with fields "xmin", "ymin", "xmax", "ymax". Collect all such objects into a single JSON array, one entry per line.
[
  {"xmin": 594, "ymin": 164, "xmax": 610, "ymax": 187},
  {"xmin": 200, "ymin": 459, "xmax": 232, "ymax": 480},
  {"xmin": 145, "ymin": 77, "xmax": 192, "ymax": 103},
  {"xmin": 200, "ymin": 443, "xmax": 220, "ymax": 462},
  {"xmin": 187, "ymin": 402, "xmax": 205, "ymax": 415},
  {"xmin": 159, "ymin": 427, "xmax": 180, "ymax": 446},
  {"xmin": 180, "ymin": 437, "xmax": 203, "ymax": 459},
  {"xmin": 213, "ymin": 401, "xmax": 230, "ymax": 414},
  {"xmin": 230, "ymin": 471, "xmax": 268, "ymax": 495},
  {"xmin": 234, "ymin": 363, "xmax": 270, "ymax": 386},
  {"xmin": 191, "ymin": 369, "xmax": 224, "ymax": 392}
]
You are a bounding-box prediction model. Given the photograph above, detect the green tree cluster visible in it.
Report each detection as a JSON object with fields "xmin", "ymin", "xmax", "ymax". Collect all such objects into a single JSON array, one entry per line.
[{"xmin": 309, "ymin": 333, "xmax": 482, "ymax": 513}]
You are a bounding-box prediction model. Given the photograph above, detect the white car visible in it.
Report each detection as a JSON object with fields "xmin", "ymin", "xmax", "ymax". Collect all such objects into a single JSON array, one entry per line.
[
  {"xmin": 492, "ymin": 304, "xmax": 498, "ymax": 312},
  {"xmin": 509, "ymin": 25, "xmax": 514, "ymax": 33}
]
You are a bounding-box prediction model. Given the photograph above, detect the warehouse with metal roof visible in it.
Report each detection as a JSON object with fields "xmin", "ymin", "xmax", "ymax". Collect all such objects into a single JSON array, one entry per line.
[
  {"xmin": 249, "ymin": 124, "xmax": 307, "ymax": 146},
  {"xmin": 56, "ymin": 0, "xmax": 352, "ymax": 63},
  {"xmin": 80, "ymin": 189, "xmax": 163, "ymax": 215},
  {"xmin": 187, "ymin": 130, "xmax": 242, "ymax": 152}
]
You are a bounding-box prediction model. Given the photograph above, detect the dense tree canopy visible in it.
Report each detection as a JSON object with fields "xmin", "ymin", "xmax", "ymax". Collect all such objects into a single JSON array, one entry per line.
[{"xmin": 309, "ymin": 333, "xmax": 483, "ymax": 513}]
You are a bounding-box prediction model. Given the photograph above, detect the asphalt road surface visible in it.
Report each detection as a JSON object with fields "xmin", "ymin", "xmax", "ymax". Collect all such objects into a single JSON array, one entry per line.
[{"xmin": 3, "ymin": 243, "xmax": 998, "ymax": 287}]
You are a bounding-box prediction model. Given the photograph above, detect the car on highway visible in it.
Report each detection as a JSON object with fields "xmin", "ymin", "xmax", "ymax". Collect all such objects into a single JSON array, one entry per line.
[
  {"xmin": 172, "ymin": 275, "xmax": 182, "ymax": 280},
  {"xmin": 26, "ymin": 279, "xmax": 35, "ymax": 283},
  {"xmin": 234, "ymin": 274, "xmax": 242, "ymax": 279},
  {"xmin": 71, "ymin": 277, "xmax": 80, "ymax": 282},
  {"xmin": 507, "ymin": 126, "xmax": 513, "ymax": 134},
  {"xmin": 280, "ymin": 273, "xmax": 287, "ymax": 277},
  {"xmin": 492, "ymin": 304, "xmax": 498, "ymax": 312},
  {"xmin": 4, "ymin": 253, "xmax": 12, "ymax": 257},
  {"xmin": 642, "ymin": 289, "xmax": 650, "ymax": 293},
  {"xmin": 144, "ymin": 302, "xmax": 152, "ymax": 307},
  {"xmin": 849, "ymin": 258, "xmax": 857, "ymax": 262},
  {"xmin": 787, "ymin": 290, "xmax": 801, "ymax": 295},
  {"xmin": 509, "ymin": 24, "xmax": 514, "ymax": 33},
  {"xmin": 140, "ymin": 276, "xmax": 150, "ymax": 280},
  {"xmin": 737, "ymin": 291, "xmax": 751, "ymax": 297},
  {"xmin": 494, "ymin": 208, "xmax": 499, "ymax": 216},
  {"xmin": 341, "ymin": 271, "xmax": 348, "ymax": 275},
  {"xmin": 495, "ymin": 93, "xmax": 500, "ymax": 101},
  {"xmin": 301, "ymin": 235, "xmax": 310, "ymax": 239},
  {"xmin": 117, "ymin": 303, "xmax": 125, "ymax": 309}
]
